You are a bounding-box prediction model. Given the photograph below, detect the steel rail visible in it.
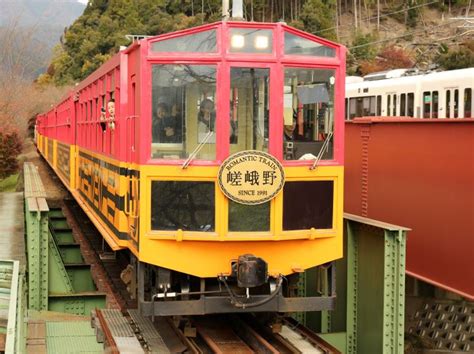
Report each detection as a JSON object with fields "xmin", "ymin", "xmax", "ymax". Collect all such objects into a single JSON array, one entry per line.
[{"xmin": 96, "ymin": 309, "xmax": 119, "ymax": 354}]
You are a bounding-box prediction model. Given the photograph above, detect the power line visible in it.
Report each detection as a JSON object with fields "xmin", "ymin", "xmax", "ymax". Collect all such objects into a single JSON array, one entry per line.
[
  {"xmin": 348, "ymin": 18, "xmax": 464, "ymax": 49},
  {"xmin": 316, "ymin": 0, "xmax": 440, "ymax": 34}
]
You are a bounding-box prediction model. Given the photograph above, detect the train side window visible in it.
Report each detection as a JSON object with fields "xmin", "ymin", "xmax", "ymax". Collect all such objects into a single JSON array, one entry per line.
[
  {"xmin": 228, "ymin": 201, "xmax": 270, "ymax": 232},
  {"xmin": 362, "ymin": 96, "xmax": 376, "ymax": 116},
  {"xmin": 151, "ymin": 64, "xmax": 217, "ymax": 160},
  {"xmin": 393, "ymin": 95, "xmax": 397, "ymax": 116},
  {"xmin": 283, "ymin": 181, "xmax": 334, "ymax": 230},
  {"xmin": 349, "ymin": 98, "xmax": 357, "ymax": 119},
  {"xmin": 400, "ymin": 93, "xmax": 406, "ymax": 116},
  {"xmin": 345, "ymin": 98, "xmax": 348, "ymax": 119},
  {"xmin": 283, "ymin": 67, "xmax": 335, "ymax": 160},
  {"xmin": 446, "ymin": 90, "xmax": 451, "ymax": 118},
  {"xmin": 423, "ymin": 91, "xmax": 431, "ymax": 118},
  {"xmin": 454, "ymin": 89, "xmax": 459, "ymax": 118},
  {"xmin": 387, "ymin": 95, "xmax": 391, "ymax": 116},
  {"xmin": 376, "ymin": 95, "xmax": 381, "ymax": 116},
  {"xmin": 229, "ymin": 67, "xmax": 269, "ymax": 152},
  {"xmin": 151, "ymin": 181, "xmax": 215, "ymax": 232},
  {"xmin": 465, "ymin": 88, "xmax": 472, "ymax": 118},
  {"xmin": 432, "ymin": 91, "xmax": 439, "ymax": 118},
  {"xmin": 407, "ymin": 93, "xmax": 414, "ymax": 117}
]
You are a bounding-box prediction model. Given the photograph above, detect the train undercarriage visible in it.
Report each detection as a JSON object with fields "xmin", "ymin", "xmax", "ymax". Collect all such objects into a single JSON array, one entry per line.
[{"xmin": 120, "ymin": 254, "xmax": 337, "ymax": 316}]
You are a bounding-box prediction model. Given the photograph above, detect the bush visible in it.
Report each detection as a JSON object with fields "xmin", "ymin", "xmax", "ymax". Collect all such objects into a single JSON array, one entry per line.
[
  {"xmin": 0, "ymin": 129, "xmax": 23, "ymax": 179},
  {"xmin": 358, "ymin": 45, "xmax": 414, "ymax": 75},
  {"xmin": 350, "ymin": 31, "xmax": 378, "ymax": 62},
  {"xmin": 436, "ymin": 43, "xmax": 474, "ymax": 70}
]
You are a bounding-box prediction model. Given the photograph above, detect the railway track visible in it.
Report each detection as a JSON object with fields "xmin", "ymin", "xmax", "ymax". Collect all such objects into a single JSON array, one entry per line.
[{"xmin": 56, "ymin": 196, "xmax": 340, "ymax": 353}]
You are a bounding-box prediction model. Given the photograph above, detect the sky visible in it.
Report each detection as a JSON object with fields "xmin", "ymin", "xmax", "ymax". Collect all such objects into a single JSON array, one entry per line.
[{"xmin": 77, "ymin": 0, "xmax": 87, "ymax": 4}]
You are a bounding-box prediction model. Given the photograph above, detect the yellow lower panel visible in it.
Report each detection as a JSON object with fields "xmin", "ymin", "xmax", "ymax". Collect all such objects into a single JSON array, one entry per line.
[
  {"xmin": 139, "ymin": 236, "xmax": 342, "ymax": 278},
  {"xmin": 139, "ymin": 164, "xmax": 343, "ymax": 277}
]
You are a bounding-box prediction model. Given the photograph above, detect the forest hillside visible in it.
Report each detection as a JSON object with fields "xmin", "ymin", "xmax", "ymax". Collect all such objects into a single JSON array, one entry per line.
[{"xmin": 39, "ymin": 0, "xmax": 473, "ymax": 85}]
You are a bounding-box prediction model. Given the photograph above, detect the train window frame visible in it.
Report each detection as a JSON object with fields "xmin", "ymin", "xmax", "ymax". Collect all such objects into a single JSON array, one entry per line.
[
  {"xmin": 149, "ymin": 26, "xmax": 221, "ymax": 56},
  {"xmin": 276, "ymin": 176, "xmax": 340, "ymax": 240},
  {"xmin": 432, "ymin": 91, "xmax": 439, "ymax": 118},
  {"xmin": 423, "ymin": 91, "xmax": 431, "ymax": 118},
  {"xmin": 407, "ymin": 93, "xmax": 414, "ymax": 117},
  {"xmin": 228, "ymin": 66, "xmax": 270, "ymax": 154},
  {"xmin": 283, "ymin": 29, "xmax": 337, "ymax": 58},
  {"xmin": 387, "ymin": 94, "xmax": 392, "ymax": 117},
  {"xmin": 283, "ymin": 30, "xmax": 336, "ymax": 58},
  {"xmin": 149, "ymin": 63, "xmax": 219, "ymax": 163},
  {"xmin": 281, "ymin": 65, "xmax": 337, "ymax": 163},
  {"xmin": 393, "ymin": 94, "xmax": 397, "ymax": 116},
  {"xmin": 400, "ymin": 93, "xmax": 406, "ymax": 116},
  {"xmin": 446, "ymin": 90, "xmax": 451, "ymax": 118},
  {"xmin": 282, "ymin": 180, "xmax": 335, "ymax": 231},
  {"xmin": 226, "ymin": 23, "xmax": 277, "ymax": 60},
  {"xmin": 147, "ymin": 178, "xmax": 220, "ymax": 240},
  {"xmin": 454, "ymin": 89, "xmax": 459, "ymax": 118},
  {"xmin": 465, "ymin": 88, "xmax": 472, "ymax": 118},
  {"xmin": 229, "ymin": 28, "xmax": 273, "ymax": 54},
  {"xmin": 376, "ymin": 95, "xmax": 382, "ymax": 116}
]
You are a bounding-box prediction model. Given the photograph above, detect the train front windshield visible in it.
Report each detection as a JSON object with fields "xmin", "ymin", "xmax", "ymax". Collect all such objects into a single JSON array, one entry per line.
[
  {"xmin": 151, "ymin": 67, "xmax": 335, "ymax": 161},
  {"xmin": 283, "ymin": 68, "xmax": 335, "ymax": 160},
  {"xmin": 150, "ymin": 25, "xmax": 338, "ymax": 163}
]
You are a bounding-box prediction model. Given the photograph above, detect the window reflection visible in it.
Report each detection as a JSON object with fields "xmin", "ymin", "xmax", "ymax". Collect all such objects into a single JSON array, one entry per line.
[
  {"xmin": 152, "ymin": 65, "xmax": 216, "ymax": 160},
  {"xmin": 230, "ymin": 68, "xmax": 269, "ymax": 153},
  {"xmin": 151, "ymin": 29, "xmax": 217, "ymax": 53},
  {"xmin": 283, "ymin": 68, "xmax": 335, "ymax": 160},
  {"xmin": 284, "ymin": 32, "xmax": 335, "ymax": 57},
  {"xmin": 283, "ymin": 181, "xmax": 334, "ymax": 230},
  {"xmin": 228, "ymin": 201, "xmax": 270, "ymax": 232},
  {"xmin": 151, "ymin": 181, "xmax": 215, "ymax": 232}
]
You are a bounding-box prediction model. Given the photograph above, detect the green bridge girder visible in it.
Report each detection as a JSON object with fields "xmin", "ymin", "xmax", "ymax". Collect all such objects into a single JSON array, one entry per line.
[
  {"xmin": 301, "ymin": 214, "xmax": 408, "ymax": 354},
  {"xmin": 24, "ymin": 163, "xmax": 106, "ymax": 316}
]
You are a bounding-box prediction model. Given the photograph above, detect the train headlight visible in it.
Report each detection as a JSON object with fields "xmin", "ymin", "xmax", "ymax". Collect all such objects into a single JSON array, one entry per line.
[
  {"xmin": 231, "ymin": 34, "xmax": 245, "ymax": 49},
  {"xmin": 237, "ymin": 254, "xmax": 268, "ymax": 288},
  {"xmin": 254, "ymin": 35, "xmax": 269, "ymax": 50}
]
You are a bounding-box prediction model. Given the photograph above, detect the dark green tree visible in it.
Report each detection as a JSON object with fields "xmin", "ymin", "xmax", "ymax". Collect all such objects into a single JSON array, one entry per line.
[
  {"xmin": 299, "ymin": 0, "xmax": 337, "ymax": 40},
  {"xmin": 436, "ymin": 43, "xmax": 474, "ymax": 70}
]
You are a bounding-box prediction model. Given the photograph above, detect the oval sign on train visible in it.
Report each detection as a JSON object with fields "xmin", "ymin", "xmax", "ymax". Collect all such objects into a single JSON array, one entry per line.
[{"xmin": 218, "ymin": 150, "xmax": 285, "ymax": 205}]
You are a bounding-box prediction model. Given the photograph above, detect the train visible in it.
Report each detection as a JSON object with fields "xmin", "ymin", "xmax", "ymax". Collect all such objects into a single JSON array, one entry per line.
[
  {"xmin": 36, "ymin": 20, "xmax": 346, "ymax": 315},
  {"xmin": 345, "ymin": 67, "xmax": 474, "ymax": 120}
]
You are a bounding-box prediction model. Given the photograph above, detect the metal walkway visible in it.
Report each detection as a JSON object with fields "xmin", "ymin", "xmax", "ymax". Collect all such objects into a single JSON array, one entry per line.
[{"xmin": 0, "ymin": 192, "xmax": 26, "ymax": 267}]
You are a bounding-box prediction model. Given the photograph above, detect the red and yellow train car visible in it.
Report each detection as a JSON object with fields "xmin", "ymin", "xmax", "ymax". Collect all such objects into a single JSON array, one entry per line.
[{"xmin": 37, "ymin": 20, "xmax": 346, "ymax": 315}]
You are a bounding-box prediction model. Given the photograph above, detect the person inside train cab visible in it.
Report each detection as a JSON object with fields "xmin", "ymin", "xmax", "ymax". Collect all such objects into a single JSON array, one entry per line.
[
  {"xmin": 197, "ymin": 98, "xmax": 216, "ymax": 143},
  {"xmin": 284, "ymin": 116, "xmax": 297, "ymax": 142},
  {"xmin": 170, "ymin": 103, "xmax": 183, "ymax": 143},
  {"xmin": 153, "ymin": 102, "xmax": 178, "ymax": 143},
  {"xmin": 283, "ymin": 116, "xmax": 297, "ymax": 159}
]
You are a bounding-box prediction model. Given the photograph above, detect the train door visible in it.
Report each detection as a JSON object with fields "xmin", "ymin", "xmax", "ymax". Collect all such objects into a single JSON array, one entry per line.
[{"xmin": 125, "ymin": 75, "xmax": 139, "ymax": 249}]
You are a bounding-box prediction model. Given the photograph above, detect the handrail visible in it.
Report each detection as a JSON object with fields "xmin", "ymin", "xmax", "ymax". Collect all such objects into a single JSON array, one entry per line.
[
  {"xmin": 310, "ymin": 131, "xmax": 333, "ymax": 171},
  {"xmin": 181, "ymin": 130, "xmax": 214, "ymax": 169}
]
